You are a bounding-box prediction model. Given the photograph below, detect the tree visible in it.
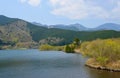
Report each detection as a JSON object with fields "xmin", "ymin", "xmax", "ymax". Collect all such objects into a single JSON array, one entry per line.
[{"xmin": 73, "ymin": 38, "xmax": 81, "ymax": 48}]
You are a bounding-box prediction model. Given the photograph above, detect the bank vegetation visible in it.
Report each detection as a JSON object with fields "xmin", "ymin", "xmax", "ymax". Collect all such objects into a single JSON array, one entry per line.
[{"xmin": 80, "ymin": 38, "xmax": 120, "ymax": 71}]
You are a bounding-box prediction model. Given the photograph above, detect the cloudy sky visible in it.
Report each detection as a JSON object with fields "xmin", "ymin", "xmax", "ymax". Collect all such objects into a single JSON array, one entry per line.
[{"xmin": 0, "ymin": 0, "xmax": 120, "ymax": 28}]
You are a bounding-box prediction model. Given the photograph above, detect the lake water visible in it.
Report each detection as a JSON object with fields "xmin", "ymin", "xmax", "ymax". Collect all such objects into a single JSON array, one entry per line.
[{"xmin": 0, "ymin": 49, "xmax": 119, "ymax": 78}]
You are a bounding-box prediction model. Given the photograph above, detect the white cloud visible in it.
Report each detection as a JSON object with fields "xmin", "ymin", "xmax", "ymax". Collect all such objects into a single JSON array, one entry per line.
[
  {"xmin": 20, "ymin": 0, "xmax": 41, "ymax": 7},
  {"xmin": 49, "ymin": 0, "xmax": 120, "ymax": 20},
  {"xmin": 50, "ymin": 0, "xmax": 89, "ymax": 19},
  {"xmin": 19, "ymin": 0, "xmax": 120, "ymax": 20}
]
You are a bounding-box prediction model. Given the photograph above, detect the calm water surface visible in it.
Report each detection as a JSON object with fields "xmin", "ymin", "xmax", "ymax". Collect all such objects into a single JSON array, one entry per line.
[{"xmin": 0, "ymin": 49, "xmax": 119, "ymax": 78}]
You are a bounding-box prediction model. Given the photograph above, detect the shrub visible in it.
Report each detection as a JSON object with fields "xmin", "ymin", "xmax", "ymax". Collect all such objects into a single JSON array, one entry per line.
[
  {"xmin": 80, "ymin": 38, "xmax": 120, "ymax": 64},
  {"xmin": 39, "ymin": 44, "xmax": 64, "ymax": 51}
]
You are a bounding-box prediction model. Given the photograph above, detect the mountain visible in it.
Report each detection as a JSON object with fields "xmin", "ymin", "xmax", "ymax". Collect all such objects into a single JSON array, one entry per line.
[
  {"xmin": 0, "ymin": 15, "xmax": 39, "ymax": 49},
  {"xmin": 0, "ymin": 15, "xmax": 18, "ymax": 25},
  {"xmin": 32, "ymin": 22, "xmax": 120, "ymax": 31},
  {"xmin": 0, "ymin": 15, "xmax": 120, "ymax": 49},
  {"xmin": 0, "ymin": 16, "xmax": 32, "ymax": 42},
  {"xmin": 32, "ymin": 22, "xmax": 48, "ymax": 28},
  {"xmin": 48, "ymin": 23, "xmax": 88, "ymax": 31},
  {"xmin": 93, "ymin": 23, "xmax": 120, "ymax": 31},
  {"xmin": 32, "ymin": 22, "xmax": 88, "ymax": 31},
  {"xmin": 69, "ymin": 23, "xmax": 89, "ymax": 31}
]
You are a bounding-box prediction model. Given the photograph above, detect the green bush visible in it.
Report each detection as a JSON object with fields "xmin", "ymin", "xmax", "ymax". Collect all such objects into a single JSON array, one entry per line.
[{"xmin": 65, "ymin": 44, "xmax": 75, "ymax": 53}]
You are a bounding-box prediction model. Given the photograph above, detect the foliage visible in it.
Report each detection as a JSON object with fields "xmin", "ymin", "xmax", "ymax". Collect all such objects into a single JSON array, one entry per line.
[
  {"xmin": 29, "ymin": 26, "xmax": 120, "ymax": 46},
  {"xmin": 15, "ymin": 42, "xmax": 38, "ymax": 49},
  {"xmin": 96, "ymin": 56, "xmax": 108, "ymax": 66},
  {"xmin": 65, "ymin": 44, "xmax": 75, "ymax": 53},
  {"xmin": 65, "ymin": 45, "xmax": 72, "ymax": 53},
  {"xmin": 74, "ymin": 38, "xmax": 80, "ymax": 46},
  {"xmin": 80, "ymin": 38, "xmax": 120, "ymax": 65},
  {"xmin": 39, "ymin": 37, "xmax": 64, "ymax": 46},
  {"xmin": 39, "ymin": 44, "xmax": 64, "ymax": 51}
]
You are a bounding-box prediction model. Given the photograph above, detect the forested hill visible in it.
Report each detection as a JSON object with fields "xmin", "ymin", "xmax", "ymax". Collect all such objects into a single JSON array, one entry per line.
[
  {"xmin": 0, "ymin": 15, "xmax": 120, "ymax": 47},
  {"xmin": 31, "ymin": 27, "xmax": 120, "ymax": 45}
]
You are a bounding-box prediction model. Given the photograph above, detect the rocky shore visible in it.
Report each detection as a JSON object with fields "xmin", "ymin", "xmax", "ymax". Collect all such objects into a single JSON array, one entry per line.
[{"xmin": 85, "ymin": 58, "xmax": 120, "ymax": 72}]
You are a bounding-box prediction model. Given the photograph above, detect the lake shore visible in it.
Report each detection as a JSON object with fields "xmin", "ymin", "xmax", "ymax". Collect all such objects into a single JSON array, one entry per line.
[
  {"xmin": 85, "ymin": 58, "xmax": 120, "ymax": 72},
  {"xmin": 74, "ymin": 49, "xmax": 120, "ymax": 72}
]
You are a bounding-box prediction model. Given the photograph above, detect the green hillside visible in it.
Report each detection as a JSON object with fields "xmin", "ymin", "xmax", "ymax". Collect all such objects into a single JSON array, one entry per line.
[
  {"xmin": 0, "ymin": 15, "xmax": 120, "ymax": 48},
  {"xmin": 29, "ymin": 26, "xmax": 120, "ymax": 45},
  {"xmin": 0, "ymin": 15, "xmax": 18, "ymax": 26}
]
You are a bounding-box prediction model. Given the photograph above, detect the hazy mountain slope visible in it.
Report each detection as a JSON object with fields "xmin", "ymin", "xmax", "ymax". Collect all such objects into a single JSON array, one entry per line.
[
  {"xmin": 33, "ymin": 22, "xmax": 120, "ymax": 31},
  {"xmin": 32, "ymin": 22, "xmax": 88, "ymax": 31},
  {"xmin": 32, "ymin": 22, "xmax": 48, "ymax": 28},
  {"xmin": 93, "ymin": 23, "xmax": 120, "ymax": 31},
  {"xmin": 48, "ymin": 24, "xmax": 80, "ymax": 31}
]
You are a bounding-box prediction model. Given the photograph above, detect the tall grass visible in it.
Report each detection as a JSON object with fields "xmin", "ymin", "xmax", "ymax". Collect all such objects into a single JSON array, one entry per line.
[
  {"xmin": 80, "ymin": 38, "xmax": 120, "ymax": 65},
  {"xmin": 39, "ymin": 44, "xmax": 64, "ymax": 51}
]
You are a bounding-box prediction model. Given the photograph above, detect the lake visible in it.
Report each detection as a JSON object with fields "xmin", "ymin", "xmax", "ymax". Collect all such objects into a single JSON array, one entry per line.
[{"xmin": 0, "ymin": 49, "xmax": 119, "ymax": 78}]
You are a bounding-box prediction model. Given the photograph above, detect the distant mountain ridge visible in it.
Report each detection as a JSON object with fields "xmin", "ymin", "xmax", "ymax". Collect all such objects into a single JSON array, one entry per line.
[
  {"xmin": 93, "ymin": 23, "xmax": 120, "ymax": 31},
  {"xmin": 32, "ymin": 22, "xmax": 120, "ymax": 31},
  {"xmin": 32, "ymin": 22, "xmax": 48, "ymax": 28},
  {"xmin": 32, "ymin": 22, "xmax": 89, "ymax": 31},
  {"xmin": 48, "ymin": 23, "xmax": 88, "ymax": 31}
]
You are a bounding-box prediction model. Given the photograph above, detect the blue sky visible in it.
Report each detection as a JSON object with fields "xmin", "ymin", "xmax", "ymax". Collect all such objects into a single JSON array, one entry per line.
[{"xmin": 0, "ymin": 0, "xmax": 120, "ymax": 28}]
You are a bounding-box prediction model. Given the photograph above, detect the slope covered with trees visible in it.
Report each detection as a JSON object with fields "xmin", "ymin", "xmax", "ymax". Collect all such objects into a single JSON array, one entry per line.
[{"xmin": 0, "ymin": 15, "xmax": 120, "ymax": 49}]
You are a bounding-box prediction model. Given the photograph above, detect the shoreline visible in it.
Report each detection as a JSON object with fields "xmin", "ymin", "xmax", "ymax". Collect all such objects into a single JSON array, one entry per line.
[
  {"xmin": 85, "ymin": 58, "xmax": 120, "ymax": 72},
  {"xmin": 74, "ymin": 49, "xmax": 120, "ymax": 72}
]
